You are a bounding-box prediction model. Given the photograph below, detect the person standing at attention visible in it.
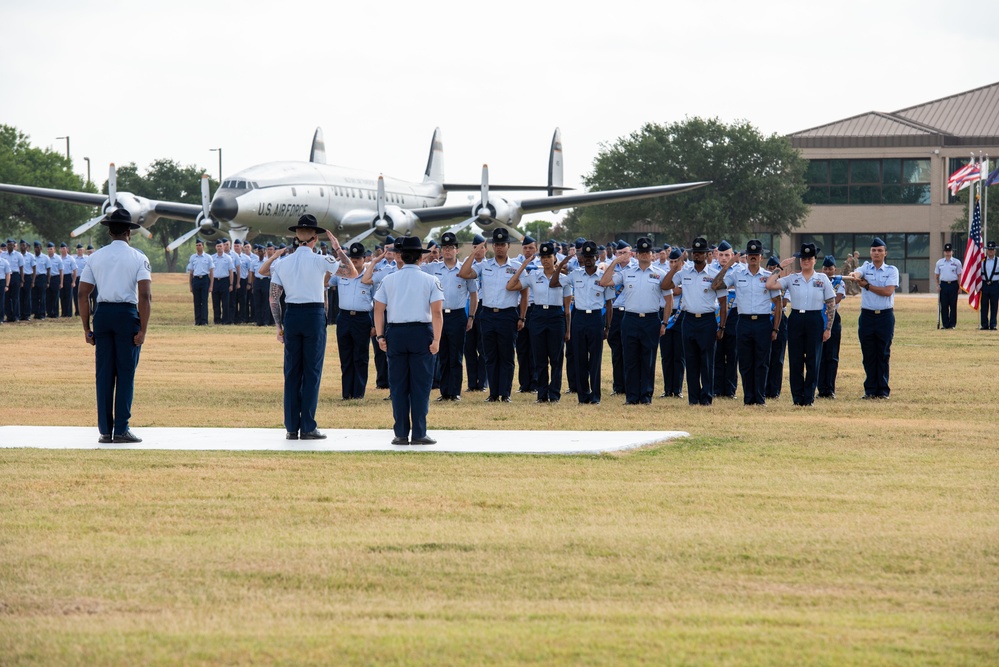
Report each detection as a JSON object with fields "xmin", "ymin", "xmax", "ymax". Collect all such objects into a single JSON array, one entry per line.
[
  {"xmin": 77, "ymin": 209, "xmax": 151, "ymax": 444},
  {"xmin": 260, "ymin": 215, "xmax": 353, "ymax": 440},
  {"xmin": 374, "ymin": 236, "xmax": 444, "ymax": 445},
  {"xmin": 849, "ymin": 237, "xmax": 899, "ymax": 399}
]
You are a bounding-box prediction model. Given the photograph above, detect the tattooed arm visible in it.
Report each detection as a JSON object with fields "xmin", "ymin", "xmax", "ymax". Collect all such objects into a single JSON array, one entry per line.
[
  {"xmin": 270, "ymin": 282, "xmax": 285, "ymax": 343},
  {"xmin": 822, "ymin": 297, "xmax": 835, "ymax": 342}
]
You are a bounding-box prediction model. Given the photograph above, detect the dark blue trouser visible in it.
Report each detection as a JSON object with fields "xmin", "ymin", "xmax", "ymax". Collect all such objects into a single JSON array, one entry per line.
[
  {"xmin": 373, "ymin": 335, "xmax": 388, "ymax": 388},
  {"xmin": 212, "ymin": 283, "xmax": 229, "ymax": 324},
  {"xmin": 858, "ymin": 308, "xmax": 894, "ymax": 398},
  {"xmin": 47, "ymin": 275, "xmax": 60, "ymax": 318},
  {"xmin": 191, "ymin": 275, "xmax": 209, "ymax": 324},
  {"xmin": 438, "ymin": 310, "xmax": 466, "ymax": 398},
  {"xmin": 622, "ymin": 312, "xmax": 660, "ymax": 404},
  {"xmin": 73, "ymin": 276, "xmax": 80, "ymax": 315},
  {"xmin": 21, "ymin": 277, "xmax": 32, "ymax": 320},
  {"xmin": 387, "ymin": 322, "xmax": 434, "ymax": 440},
  {"xmin": 464, "ymin": 311, "xmax": 487, "ymax": 390},
  {"xmin": 516, "ymin": 310, "xmax": 537, "ymax": 392},
  {"xmin": 530, "ymin": 306, "xmax": 565, "ymax": 402},
  {"xmin": 659, "ymin": 310, "xmax": 685, "ymax": 395},
  {"xmin": 817, "ymin": 312, "xmax": 842, "ymax": 396},
  {"xmin": 233, "ymin": 278, "xmax": 248, "ymax": 323},
  {"xmin": 714, "ymin": 308, "xmax": 738, "ymax": 397},
  {"xmin": 5, "ymin": 273, "xmax": 19, "ymax": 322},
  {"xmin": 93, "ymin": 302, "xmax": 141, "ymax": 437},
  {"xmin": 254, "ymin": 278, "xmax": 271, "ymax": 326},
  {"xmin": 283, "ymin": 304, "xmax": 326, "ymax": 434},
  {"xmin": 737, "ymin": 315, "xmax": 772, "ymax": 405},
  {"xmin": 32, "ymin": 279, "xmax": 46, "ymax": 318},
  {"xmin": 939, "ymin": 281, "xmax": 958, "ymax": 328},
  {"xmin": 60, "ymin": 275, "xmax": 74, "ymax": 317},
  {"xmin": 571, "ymin": 310, "xmax": 604, "ymax": 404},
  {"xmin": 336, "ymin": 311, "xmax": 371, "ymax": 399},
  {"xmin": 980, "ymin": 283, "xmax": 999, "ymax": 329},
  {"xmin": 766, "ymin": 314, "xmax": 787, "ymax": 398},
  {"xmin": 479, "ymin": 307, "xmax": 518, "ymax": 399},
  {"xmin": 682, "ymin": 313, "xmax": 717, "ymax": 405},
  {"xmin": 608, "ymin": 308, "xmax": 625, "ymax": 393},
  {"xmin": 787, "ymin": 310, "xmax": 824, "ymax": 405}
]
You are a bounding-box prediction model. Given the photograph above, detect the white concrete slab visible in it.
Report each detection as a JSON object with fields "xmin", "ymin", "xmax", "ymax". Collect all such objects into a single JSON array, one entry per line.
[{"xmin": 0, "ymin": 426, "xmax": 687, "ymax": 455}]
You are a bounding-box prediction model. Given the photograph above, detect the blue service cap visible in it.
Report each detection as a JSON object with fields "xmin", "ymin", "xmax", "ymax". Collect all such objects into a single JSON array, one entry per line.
[
  {"xmin": 574, "ymin": 236, "xmax": 586, "ymax": 249},
  {"xmin": 521, "ymin": 235, "xmax": 536, "ymax": 245},
  {"xmin": 266, "ymin": 241, "xmax": 274, "ymax": 247},
  {"xmin": 46, "ymin": 242, "xmax": 55, "ymax": 248},
  {"xmin": 33, "ymin": 240, "xmax": 41, "ymax": 246},
  {"xmin": 86, "ymin": 244, "xmax": 94, "ymax": 250},
  {"xmin": 597, "ymin": 245, "xmax": 605, "ymax": 251},
  {"xmin": 822, "ymin": 255, "xmax": 837, "ymax": 268},
  {"xmin": 426, "ymin": 239, "xmax": 437, "ymax": 249},
  {"xmin": 766, "ymin": 256, "xmax": 780, "ymax": 267},
  {"xmin": 233, "ymin": 239, "xmax": 242, "ymax": 245},
  {"xmin": 709, "ymin": 244, "xmax": 717, "ymax": 251},
  {"xmin": 59, "ymin": 242, "xmax": 67, "ymax": 248},
  {"xmin": 717, "ymin": 240, "xmax": 732, "ymax": 252},
  {"xmin": 76, "ymin": 243, "xmax": 83, "ymax": 249},
  {"xmin": 472, "ymin": 233, "xmax": 486, "ymax": 245},
  {"xmin": 615, "ymin": 239, "xmax": 630, "ymax": 249},
  {"xmin": 870, "ymin": 237, "xmax": 886, "ymax": 248},
  {"xmin": 384, "ymin": 235, "xmax": 396, "ymax": 246},
  {"xmin": 669, "ymin": 248, "xmax": 683, "ymax": 260},
  {"xmin": 216, "ymin": 239, "xmax": 224, "ymax": 246}
]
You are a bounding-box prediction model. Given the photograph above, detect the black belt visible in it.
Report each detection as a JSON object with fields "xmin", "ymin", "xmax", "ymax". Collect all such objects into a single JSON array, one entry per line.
[
  {"xmin": 576, "ymin": 309, "xmax": 601, "ymax": 314},
  {"xmin": 739, "ymin": 314, "xmax": 769, "ymax": 319},
  {"xmin": 688, "ymin": 312, "xmax": 714, "ymax": 318},
  {"xmin": 615, "ymin": 307, "xmax": 625, "ymax": 311},
  {"xmin": 484, "ymin": 306, "xmax": 515, "ymax": 312},
  {"xmin": 985, "ymin": 281, "xmax": 995, "ymax": 286},
  {"xmin": 861, "ymin": 308, "xmax": 893, "ymax": 315},
  {"xmin": 345, "ymin": 310, "xmax": 370, "ymax": 315},
  {"xmin": 625, "ymin": 311, "xmax": 658, "ymax": 317},
  {"xmin": 286, "ymin": 302, "xmax": 324, "ymax": 309},
  {"xmin": 532, "ymin": 304, "xmax": 563, "ymax": 310},
  {"xmin": 443, "ymin": 308, "xmax": 465, "ymax": 314},
  {"xmin": 940, "ymin": 280, "xmax": 957, "ymax": 284},
  {"xmin": 792, "ymin": 309, "xmax": 822, "ymax": 314},
  {"xmin": 390, "ymin": 321, "xmax": 432, "ymax": 326}
]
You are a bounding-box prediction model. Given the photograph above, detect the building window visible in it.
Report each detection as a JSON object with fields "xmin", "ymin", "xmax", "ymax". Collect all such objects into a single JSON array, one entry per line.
[{"xmin": 805, "ymin": 158, "xmax": 931, "ymax": 205}]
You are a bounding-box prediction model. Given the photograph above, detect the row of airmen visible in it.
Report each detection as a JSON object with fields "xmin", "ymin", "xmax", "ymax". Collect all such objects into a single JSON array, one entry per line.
[
  {"xmin": 0, "ymin": 239, "xmax": 96, "ymax": 323},
  {"xmin": 330, "ymin": 229, "xmax": 898, "ymax": 407}
]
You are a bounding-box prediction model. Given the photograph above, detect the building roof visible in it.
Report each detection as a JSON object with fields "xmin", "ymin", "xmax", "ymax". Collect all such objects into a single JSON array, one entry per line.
[{"xmin": 790, "ymin": 81, "xmax": 999, "ymax": 149}]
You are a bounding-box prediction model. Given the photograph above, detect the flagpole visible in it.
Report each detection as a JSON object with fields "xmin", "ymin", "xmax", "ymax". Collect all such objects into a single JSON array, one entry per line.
[{"xmin": 983, "ymin": 154, "xmax": 989, "ymax": 251}]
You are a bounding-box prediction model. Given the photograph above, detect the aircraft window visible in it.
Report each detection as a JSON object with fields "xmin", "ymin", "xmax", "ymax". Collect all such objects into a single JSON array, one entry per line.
[{"xmin": 237, "ymin": 180, "xmax": 244, "ymax": 189}]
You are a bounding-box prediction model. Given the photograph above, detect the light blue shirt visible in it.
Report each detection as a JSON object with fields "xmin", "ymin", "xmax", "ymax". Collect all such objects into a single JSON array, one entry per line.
[
  {"xmin": 423, "ymin": 261, "xmax": 478, "ymax": 310},
  {"xmin": 271, "ymin": 246, "xmax": 340, "ymax": 304},
  {"xmin": 515, "ymin": 267, "xmax": 572, "ymax": 307},
  {"xmin": 472, "ymin": 258, "xmax": 524, "ymax": 309},
  {"xmin": 371, "ymin": 263, "xmax": 398, "ymax": 287},
  {"xmin": 251, "ymin": 255, "xmax": 267, "ymax": 279},
  {"xmin": 611, "ymin": 264, "xmax": 669, "ymax": 314},
  {"xmin": 561, "ymin": 268, "xmax": 615, "ymax": 311},
  {"xmin": 237, "ymin": 253, "xmax": 252, "ymax": 279},
  {"xmin": 186, "ymin": 253, "xmax": 214, "ymax": 277},
  {"xmin": 74, "ymin": 254, "xmax": 87, "ymax": 273},
  {"xmin": 855, "ymin": 261, "xmax": 899, "ymax": 310},
  {"xmin": 374, "ymin": 264, "xmax": 444, "ymax": 323},
  {"xmin": 675, "ymin": 264, "xmax": 726, "ymax": 314},
  {"xmin": 610, "ymin": 257, "xmax": 639, "ymax": 308},
  {"xmin": 935, "ymin": 257, "xmax": 962, "ymax": 282},
  {"xmin": 79, "ymin": 240, "xmax": 151, "ymax": 304},
  {"xmin": 3, "ymin": 249, "xmax": 24, "ymax": 272},
  {"xmin": 723, "ymin": 267, "xmax": 780, "ymax": 315},
  {"xmin": 23, "ymin": 252, "xmax": 35, "ymax": 275},
  {"xmin": 212, "ymin": 253, "xmax": 234, "ymax": 279},
  {"xmin": 336, "ymin": 275, "xmax": 374, "ymax": 312},
  {"xmin": 776, "ymin": 271, "xmax": 835, "ymax": 311},
  {"xmin": 34, "ymin": 254, "xmax": 52, "ymax": 277},
  {"xmin": 0, "ymin": 256, "xmax": 9, "ymax": 279}
]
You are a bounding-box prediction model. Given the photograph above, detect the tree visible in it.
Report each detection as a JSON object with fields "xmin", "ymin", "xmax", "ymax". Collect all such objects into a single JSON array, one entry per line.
[
  {"xmin": 111, "ymin": 159, "xmax": 217, "ymax": 272},
  {"xmin": 520, "ymin": 219, "xmax": 552, "ymax": 241},
  {"xmin": 579, "ymin": 117, "xmax": 809, "ymax": 244},
  {"xmin": 0, "ymin": 125, "xmax": 92, "ymax": 240}
]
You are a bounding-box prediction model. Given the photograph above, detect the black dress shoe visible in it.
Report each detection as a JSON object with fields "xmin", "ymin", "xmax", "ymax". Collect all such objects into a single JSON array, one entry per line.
[
  {"xmin": 112, "ymin": 430, "xmax": 142, "ymax": 444},
  {"xmin": 286, "ymin": 431, "xmax": 299, "ymax": 440},
  {"xmin": 98, "ymin": 434, "xmax": 112, "ymax": 444},
  {"xmin": 435, "ymin": 395, "xmax": 448, "ymax": 401},
  {"xmin": 410, "ymin": 436, "xmax": 437, "ymax": 445},
  {"xmin": 500, "ymin": 396, "xmax": 512, "ymax": 402},
  {"xmin": 485, "ymin": 396, "xmax": 499, "ymax": 402},
  {"xmin": 300, "ymin": 430, "xmax": 327, "ymax": 440},
  {"xmin": 535, "ymin": 398, "xmax": 549, "ymax": 404},
  {"xmin": 391, "ymin": 437, "xmax": 409, "ymax": 445}
]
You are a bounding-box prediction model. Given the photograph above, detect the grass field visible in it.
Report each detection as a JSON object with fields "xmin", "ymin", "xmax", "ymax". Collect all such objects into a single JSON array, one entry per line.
[{"xmin": 1, "ymin": 273, "xmax": 997, "ymax": 665}]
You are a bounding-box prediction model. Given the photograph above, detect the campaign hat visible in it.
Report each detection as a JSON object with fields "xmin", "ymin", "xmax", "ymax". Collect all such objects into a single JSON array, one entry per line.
[
  {"xmin": 398, "ymin": 236, "xmax": 430, "ymax": 254},
  {"xmin": 440, "ymin": 232, "xmax": 459, "ymax": 247},
  {"xmin": 288, "ymin": 214, "xmax": 326, "ymax": 234},
  {"xmin": 348, "ymin": 242, "xmax": 366, "ymax": 258},
  {"xmin": 101, "ymin": 208, "xmax": 141, "ymax": 229},
  {"xmin": 795, "ymin": 242, "xmax": 819, "ymax": 259},
  {"xmin": 745, "ymin": 239, "xmax": 763, "ymax": 255},
  {"xmin": 538, "ymin": 242, "xmax": 556, "ymax": 256},
  {"xmin": 580, "ymin": 240, "xmax": 598, "ymax": 256},
  {"xmin": 491, "ymin": 228, "xmax": 511, "ymax": 244},
  {"xmin": 690, "ymin": 237, "xmax": 709, "ymax": 253}
]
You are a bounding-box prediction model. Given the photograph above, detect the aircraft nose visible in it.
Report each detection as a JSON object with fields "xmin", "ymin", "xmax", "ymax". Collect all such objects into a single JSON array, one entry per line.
[{"xmin": 210, "ymin": 196, "xmax": 238, "ymax": 222}]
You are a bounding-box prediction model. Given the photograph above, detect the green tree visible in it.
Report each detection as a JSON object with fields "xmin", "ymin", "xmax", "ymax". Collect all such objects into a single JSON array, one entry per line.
[
  {"xmin": 520, "ymin": 219, "xmax": 552, "ymax": 241},
  {"xmin": 0, "ymin": 125, "xmax": 93, "ymax": 240},
  {"xmin": 579, "ymin": 117, "xmax": 809, "ymax": 244},
  {"xmin": 111, "ymin": 159, "xmax": 217, "ymax": 272}
]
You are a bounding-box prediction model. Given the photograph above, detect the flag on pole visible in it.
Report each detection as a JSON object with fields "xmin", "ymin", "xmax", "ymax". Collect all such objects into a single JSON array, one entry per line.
[
  {"xmin": 948, "ymin": 162, "xmax": 977, "ymax": 195},
  {"xmin": 956, "ymin": 162, "xmax": 982, "ymax": 194},
  {"xmin": 987, "ymin": 164, "xmax": 999, "ymax": 187},
  {"xmin": 959, "ymin": 197, "xmax": 984, "ymax": 310}
]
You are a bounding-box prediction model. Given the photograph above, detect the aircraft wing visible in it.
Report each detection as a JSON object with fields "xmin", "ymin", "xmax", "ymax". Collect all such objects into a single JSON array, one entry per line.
[
  {"xmin": 0, "ymin": 182, "xmax": 106, "ymax": 206},
  {"xmin": 516, "ymin": 181, "xmax": 711, "ymax": 214},
  {"xmin": 412, "ymin": 205, "xmax": 476, "ymax": 224},
  {"xmin": 148, "ymin": 201, "xmax": 201, "ymax": 222}
]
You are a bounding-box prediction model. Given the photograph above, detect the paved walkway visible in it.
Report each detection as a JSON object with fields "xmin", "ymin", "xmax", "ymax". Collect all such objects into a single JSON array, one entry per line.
[{"xmin": 0, "ymin": 426, "xmax": 687, "ymax": 455}]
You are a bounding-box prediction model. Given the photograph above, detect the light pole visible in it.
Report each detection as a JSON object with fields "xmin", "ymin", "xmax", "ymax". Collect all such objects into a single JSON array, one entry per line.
[
  {"xmin": 83, "ymin": 157, "xmax": 91, "ymax": 185},
  {"xmin": 209, "ymin": 148, "xmax": 222, "ymax": 182},
  {"xmin": 56, "ymin": 136, "xmax": 70, "ymax": 160}
]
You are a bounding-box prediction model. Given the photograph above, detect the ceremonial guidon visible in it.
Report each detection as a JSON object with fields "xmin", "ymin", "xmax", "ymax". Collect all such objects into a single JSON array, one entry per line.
[
  {"xmin": 458, "ymin": 227, "xmax": 526, "ymax": 403},
  {"xmin": 849, "ymin": 237, "xmax": 900, "ymax": 399},
  {"xmin": 712, "ymin": 239, "xmax": 783, "ymax": 406},
  {"xmin": 661, "ymin": 237, "xmax": 728, "ymax": 406}
]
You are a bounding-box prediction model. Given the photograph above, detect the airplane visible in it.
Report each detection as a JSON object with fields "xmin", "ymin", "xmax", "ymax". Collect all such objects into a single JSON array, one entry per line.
[{"xmin": 0, "ymin": 128, "xmax": 710, "ymax": 249}]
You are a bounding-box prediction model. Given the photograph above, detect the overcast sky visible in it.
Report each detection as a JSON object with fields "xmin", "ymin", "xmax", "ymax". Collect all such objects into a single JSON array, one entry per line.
[{"xmin": 2, "ymin": 0, "xmax": 996, "ymax": 222}]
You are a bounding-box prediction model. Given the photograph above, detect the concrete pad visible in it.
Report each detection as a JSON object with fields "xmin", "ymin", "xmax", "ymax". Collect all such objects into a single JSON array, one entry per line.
[{"xmin": 0, "ymin": 426, "xmax": 688, "ymax": 455}]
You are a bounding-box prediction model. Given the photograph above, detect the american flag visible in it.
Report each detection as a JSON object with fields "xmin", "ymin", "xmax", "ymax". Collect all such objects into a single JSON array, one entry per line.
[
  {"xmin": 959, "ymin": 198, "xmax": 983, "ymax": 310},
  {"xmin": 949, "ymin": 161, "xmax": 982, "ymax": 195}
]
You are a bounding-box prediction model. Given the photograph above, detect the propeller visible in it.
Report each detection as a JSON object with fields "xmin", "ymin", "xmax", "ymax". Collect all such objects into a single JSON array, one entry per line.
[
  {"xmin": 166, "ymin": 175, "xmax": 212, "ymax": 252},
  {"xmin": 71, "ymin": 163, "xmax": 118, "ymax": 237},
  {"xmin": 446, "ymin": 164, "xmax": 491, "ymax": 235},
  {"xmin": 345, "ymin": 176, "xmax": 392, "ymax": 246}
]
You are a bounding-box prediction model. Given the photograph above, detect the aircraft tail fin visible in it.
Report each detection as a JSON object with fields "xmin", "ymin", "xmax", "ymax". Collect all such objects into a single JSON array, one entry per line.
[
  {"xmin": 423, "ymin": 128, "xmax": 444, "ymax": 184},
  {"xmin": 310, "ymin": 127, "xmax": 326, "ymax": 164},
  {"xmin": 548, "ymin": 128, "xmax": 564, "ymax": 199}
]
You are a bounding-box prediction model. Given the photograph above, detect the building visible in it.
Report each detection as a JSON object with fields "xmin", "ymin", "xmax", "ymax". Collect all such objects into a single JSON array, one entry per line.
[{"xmin": 785, "ymin": 81, "xmax": 999, "ymax": 292}]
